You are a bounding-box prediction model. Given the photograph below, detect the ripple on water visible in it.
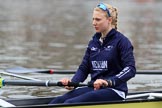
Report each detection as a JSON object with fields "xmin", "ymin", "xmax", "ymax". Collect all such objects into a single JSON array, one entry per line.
[
  {"xmin": 48, "ymin": 43, "xmax": 67, "ymax": 48},
  {"xmin": 145, "ymin": 83, "xmax": 162, "ymax": 87},
  {"xmin": 128, "ymin": 84, "xmax": 144, "ymax": 90},
  {"xmin": 8, "ymin": 95, "xmax": 37, "ymax": 99},
  {"xmin": 73, "ymin": 44, "xmax": 87, "ymax": 49}
]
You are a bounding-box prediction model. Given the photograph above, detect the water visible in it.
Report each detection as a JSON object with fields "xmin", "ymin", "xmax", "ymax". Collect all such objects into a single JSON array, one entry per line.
[{"xmin": 0, "ymin": 0, "xmax": 162, "ymax": 99}]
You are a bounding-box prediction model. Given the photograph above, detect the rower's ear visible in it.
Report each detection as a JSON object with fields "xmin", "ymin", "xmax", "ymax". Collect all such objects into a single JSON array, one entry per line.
[{"xmin": 108, "ymin": 17, "xmax": 112, "ymax": 22}]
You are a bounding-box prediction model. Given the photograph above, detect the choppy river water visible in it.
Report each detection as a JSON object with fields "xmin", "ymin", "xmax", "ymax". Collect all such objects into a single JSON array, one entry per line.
[{"xmin": 0, "ymin": 0, "xmax": 162, "ymax": 99}]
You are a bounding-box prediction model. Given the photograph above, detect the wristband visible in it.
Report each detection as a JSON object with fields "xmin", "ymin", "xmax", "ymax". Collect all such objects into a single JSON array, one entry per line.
[{"xmin": 106, "ymin": 80, "xmax": 113, "ymax": 87}]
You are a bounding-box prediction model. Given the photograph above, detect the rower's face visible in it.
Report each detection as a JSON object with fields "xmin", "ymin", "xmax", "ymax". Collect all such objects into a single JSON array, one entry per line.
[{"xmin": 92, "ymin": 10, "xmax": 109, "ymax": 33}]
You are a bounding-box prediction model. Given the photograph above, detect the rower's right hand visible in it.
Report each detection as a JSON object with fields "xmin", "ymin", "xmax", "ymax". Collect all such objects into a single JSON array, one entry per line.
[{"xmin": 60, "ymin": 78, "xmax": 74, "ymax": 90}]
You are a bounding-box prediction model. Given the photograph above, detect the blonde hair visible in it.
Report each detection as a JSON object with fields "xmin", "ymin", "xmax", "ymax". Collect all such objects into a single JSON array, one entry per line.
[{"xmin": 94, "ymin": 3, "xmax": 118, "ymax": 30}]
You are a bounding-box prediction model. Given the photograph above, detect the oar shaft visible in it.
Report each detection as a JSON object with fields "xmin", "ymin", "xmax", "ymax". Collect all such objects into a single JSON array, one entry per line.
[
  {"xmin": 2, "ymin": 80, "xmax": 88, "ymax": 87},
  {"xmin": 5, "ymin": 66, "xmax": 162, "ymax": 75},
  {"xmin": 54, "ymin": 70, "xmax": 162, "ymax": 74},
  {"xmin": 5, "ymin": 67, "xmax": 54, "ymax": 74},
  {"xmin": 137, "ymin": 70, "xmax": 162, "ymax": 75},
  {"xmin": 0, "ymin": 71, "xmax": 41, "ymax": 81},
  {"xmin": 53, "ymin": 70, "xmax": 75, "ymax": 74},
  {"xmin": 3, "ymin": 80, "xmax": 51, "ymax": 86}
]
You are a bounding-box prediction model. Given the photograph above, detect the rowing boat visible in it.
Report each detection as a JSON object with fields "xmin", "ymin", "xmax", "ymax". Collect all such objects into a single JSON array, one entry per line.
[
  {"xmin": 1, "ymin": 90, "xmax": 162, "ymax": 108},
  {"xmin": 0, "ymin": 69, "xmax": 162, "ymax": 107}
]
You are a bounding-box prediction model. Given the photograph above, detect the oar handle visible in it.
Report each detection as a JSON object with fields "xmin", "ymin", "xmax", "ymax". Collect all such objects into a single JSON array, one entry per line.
[
  {"xmin": 56, "ymin": 82, "xmax": 90, "ymax": 87},
  {"xmin": 54, "ymin": 82, "xmax": 106, "ymax": 88}
]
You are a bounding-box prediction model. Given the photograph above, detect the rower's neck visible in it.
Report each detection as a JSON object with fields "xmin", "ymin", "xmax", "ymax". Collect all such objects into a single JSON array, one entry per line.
[{"xmin": 101, "ymin": 27, "xmax": 112, "ymax": 39}]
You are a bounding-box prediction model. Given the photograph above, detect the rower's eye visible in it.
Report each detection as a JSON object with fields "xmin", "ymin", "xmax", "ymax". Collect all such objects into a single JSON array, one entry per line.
[{"xmin": 93, "ymin": 18, "xmax": 101, "ymax": 22}]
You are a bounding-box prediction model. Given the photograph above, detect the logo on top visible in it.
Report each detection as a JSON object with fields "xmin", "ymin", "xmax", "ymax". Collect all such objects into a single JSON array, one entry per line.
[
  {"xmin": 91, "ymin": 47, "xmax": 98, "ymax": 51},
  {"xmin": 104, "ymin": 45, "xmax": 113, "ymax": 51}
]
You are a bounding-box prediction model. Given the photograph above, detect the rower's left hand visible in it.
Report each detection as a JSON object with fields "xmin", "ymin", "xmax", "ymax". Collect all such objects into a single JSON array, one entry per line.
[{"xmin": 94, "ymin": 79, "xmax": 108, "ymax": 90}]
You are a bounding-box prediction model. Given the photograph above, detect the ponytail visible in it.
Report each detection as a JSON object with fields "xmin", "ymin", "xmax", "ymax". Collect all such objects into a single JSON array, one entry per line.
[{"xmin": 106, "ymin": 4, "xmax": 118, "ymax": 30}]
